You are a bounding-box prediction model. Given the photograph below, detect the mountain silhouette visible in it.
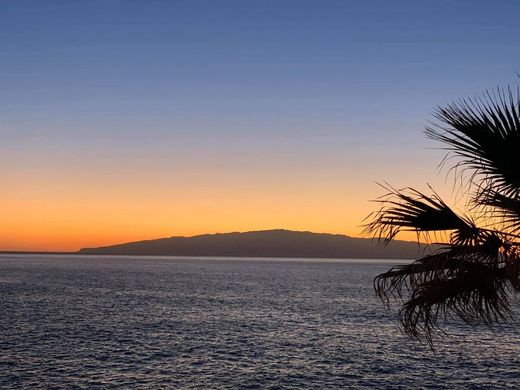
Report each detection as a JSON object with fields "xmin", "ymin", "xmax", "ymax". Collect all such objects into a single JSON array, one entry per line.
[{"xmin": 78, "ymin": 229, "xmax": 431, "ymax": 259}]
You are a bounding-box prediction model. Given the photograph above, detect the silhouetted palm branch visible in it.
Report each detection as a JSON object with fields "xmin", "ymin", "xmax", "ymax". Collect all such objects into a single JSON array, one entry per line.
[
  {"xmin": 477, "ymin": 188, "xmax": 520, "ymax": 234},
  {"xmin": 364, "ymin": 184, "xmax": 476, "ymax": 245},
  {"xmin": 368, "ymin": 86, "xmax": 520, "ymax": 348},
  {"xmin": 426, "ymin": 87, "xmax": 520, "ymax": 199},
  {"xmin": 375, "ymin": 240, "xmax": 518, "ymax": 347}
]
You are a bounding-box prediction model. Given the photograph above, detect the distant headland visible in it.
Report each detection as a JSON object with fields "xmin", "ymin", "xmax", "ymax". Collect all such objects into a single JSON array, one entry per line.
[{"xmin": 77, "ymin": 229, "xmax": 432, "ymax": 259}]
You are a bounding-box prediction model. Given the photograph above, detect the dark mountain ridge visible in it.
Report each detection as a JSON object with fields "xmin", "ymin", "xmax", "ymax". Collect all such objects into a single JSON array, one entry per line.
[{"xmin": 79, "ymin": 229, "xmax": 430, "ymax": 259}]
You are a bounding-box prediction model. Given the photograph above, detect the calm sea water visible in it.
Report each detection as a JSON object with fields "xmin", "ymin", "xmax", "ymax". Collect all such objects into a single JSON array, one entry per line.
[{"xmin": 1, "ymin": 255, "xmax": 519, "ymax": 389}]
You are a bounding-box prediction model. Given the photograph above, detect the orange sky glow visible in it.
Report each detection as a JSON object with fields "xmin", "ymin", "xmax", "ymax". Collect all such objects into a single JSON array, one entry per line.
[
  {"xmin": 0, "ymin": 174, "xmax": 375, "ymax": 251},
  {"xmin": 0, "ymin": 151, "xmax": 449, "ymax": 252}
]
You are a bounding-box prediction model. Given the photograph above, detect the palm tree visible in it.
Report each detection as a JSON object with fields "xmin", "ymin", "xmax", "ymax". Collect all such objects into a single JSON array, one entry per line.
[{"xmin": 364, "ymin": 87, "xmax": 520, "ymax": 348}]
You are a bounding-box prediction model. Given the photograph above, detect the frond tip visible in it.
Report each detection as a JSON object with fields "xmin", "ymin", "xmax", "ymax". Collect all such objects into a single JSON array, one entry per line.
[
  {"xmin": 364, "ymin": 184, "xmax": 474, "ymax": 245},
  {"xmin": 375, "ymin": 246, "xmax": 519, "ymax": 348},
  {"xmin": 426, "ymin": 87, "xmax": 520, "ymax": 199}
]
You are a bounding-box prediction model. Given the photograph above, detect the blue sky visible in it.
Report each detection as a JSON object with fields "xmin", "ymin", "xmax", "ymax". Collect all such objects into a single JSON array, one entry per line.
[{"xmin": 3, "ymin": 1, "xmax": 519, "ymax": 142}]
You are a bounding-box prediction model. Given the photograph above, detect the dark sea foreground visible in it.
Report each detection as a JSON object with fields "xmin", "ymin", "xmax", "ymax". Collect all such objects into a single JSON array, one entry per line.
[{"xmin": 1, "ymin": 255, "xmax": 519, "ymax": 389}]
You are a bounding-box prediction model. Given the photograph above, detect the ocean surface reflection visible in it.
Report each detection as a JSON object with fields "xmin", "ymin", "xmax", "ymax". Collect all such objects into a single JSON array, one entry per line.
[{"xmin": 1, "ymin": 255, "xmax": 519, "ymax": 389}]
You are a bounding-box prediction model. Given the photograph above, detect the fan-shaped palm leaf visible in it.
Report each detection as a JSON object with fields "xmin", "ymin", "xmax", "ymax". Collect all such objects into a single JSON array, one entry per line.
[
  {"xmin": 368, "ymin": 85, "xmax": 520, "ymax": 348},
  {"xmin": 364, "ymin": 184, "xmax": 476, "ymax": 245},
  {"xmin": 426, "ymin": 87, "xmax": 520, "ymax": 198},
  {"xmin": 375, "ymin": 243, "xmax": 517, "ymax": 347}
]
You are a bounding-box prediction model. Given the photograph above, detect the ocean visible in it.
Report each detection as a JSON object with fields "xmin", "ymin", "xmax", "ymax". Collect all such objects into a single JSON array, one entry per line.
[{"xmin": 1, "ymin": 254, "xmax": 519, "ymax": 389}]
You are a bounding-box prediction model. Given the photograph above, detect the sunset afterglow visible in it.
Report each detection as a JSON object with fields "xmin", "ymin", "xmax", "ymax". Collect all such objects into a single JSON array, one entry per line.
[{"xmin": 2, "ymin": 1, "xmax": 519, "ymax": 251}]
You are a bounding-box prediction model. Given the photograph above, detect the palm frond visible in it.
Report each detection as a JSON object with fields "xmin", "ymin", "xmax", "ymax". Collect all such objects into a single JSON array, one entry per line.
[
  {"xmin": 426, "ymin": 87, "xmax": 520, "ymax": 198},
  {"xmin": 375, "ymin": 243, "xmax": 518, "ymax": 348},
  {"xmin": 364, "ymin": 184, "xmax": 475, "ymax": 245},
  {"xmin": 399, "ymin": 265, "xmax": 511, "ymax": 347},
  {"xmin": 369, "ymin": 84, "xmax": 520, "ymax": 349},
  {"xmin": 476, "ymin": 188, "xmax": 520, "ymax": 234}
]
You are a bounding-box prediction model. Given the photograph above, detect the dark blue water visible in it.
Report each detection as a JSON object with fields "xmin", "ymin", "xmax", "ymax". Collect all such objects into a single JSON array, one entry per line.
[{"xmin": 1, "ymin": 255, "xmax": 519, "ymax": 389}]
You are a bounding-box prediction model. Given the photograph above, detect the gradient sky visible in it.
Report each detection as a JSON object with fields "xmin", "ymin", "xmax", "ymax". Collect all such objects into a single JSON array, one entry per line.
[{"xmin": 2, "ymin": 0, "xmax": 520, "ymax": 251}]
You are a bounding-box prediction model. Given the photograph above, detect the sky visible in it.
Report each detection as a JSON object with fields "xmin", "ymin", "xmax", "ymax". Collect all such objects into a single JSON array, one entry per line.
[{"xmin": 1, "ymin": 0, "xmax": 520, "ymax": 251}]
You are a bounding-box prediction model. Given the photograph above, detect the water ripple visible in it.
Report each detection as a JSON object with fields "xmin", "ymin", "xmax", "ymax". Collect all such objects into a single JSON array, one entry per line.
[{"xmin": 1, "ymin": 255, "xmax": 519, "ymax": 389}]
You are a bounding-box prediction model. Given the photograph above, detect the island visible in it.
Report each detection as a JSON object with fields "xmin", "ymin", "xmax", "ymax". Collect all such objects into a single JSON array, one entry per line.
[{"xmin": 79, "ymin": 229, "xmax": 431, "ymax": 259}]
